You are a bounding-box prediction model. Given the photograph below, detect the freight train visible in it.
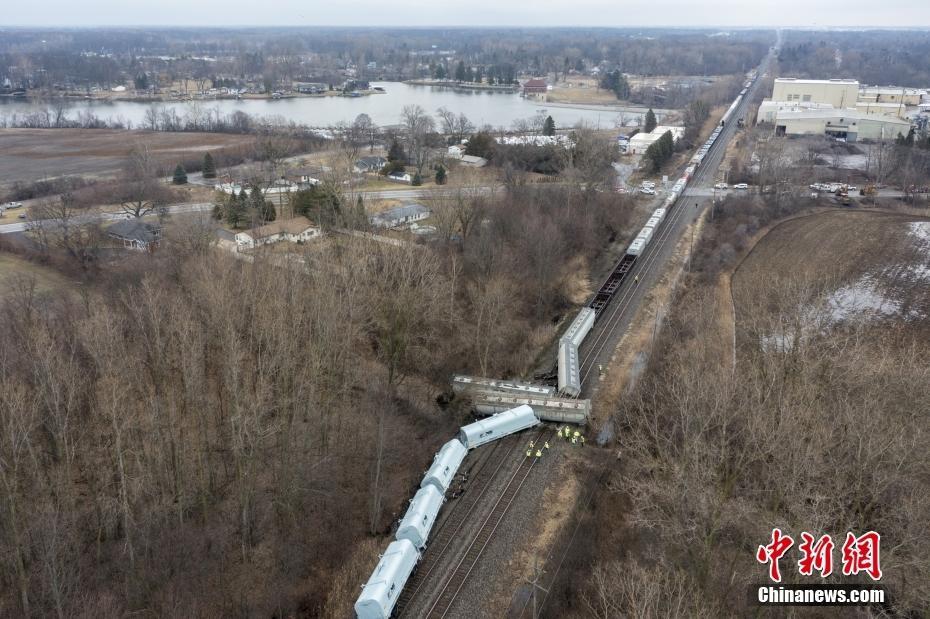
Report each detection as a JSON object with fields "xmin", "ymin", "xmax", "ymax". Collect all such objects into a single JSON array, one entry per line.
[{"xmin": 354, "ymin": 405, "xmax": 540, "ymax": 619}]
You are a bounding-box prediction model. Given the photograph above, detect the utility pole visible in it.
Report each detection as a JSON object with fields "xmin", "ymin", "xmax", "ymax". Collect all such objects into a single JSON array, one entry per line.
[
  {"xmin": 527, "ymin": 558, "xmax": 548, "ymax": 619},
  {"xmin": 688, "ymin": 206, "xmax": 696, "ymax": 272}
]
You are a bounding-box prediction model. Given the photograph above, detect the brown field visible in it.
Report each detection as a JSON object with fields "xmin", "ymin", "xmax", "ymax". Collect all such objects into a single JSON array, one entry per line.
[
  {"xmin": 0, "ymin": 252, "xmax": 75, "ymax": 296},
  {"xmin": 733, "ymin": 209, "xmax": 930, "ymax": 333},
  {"xmin": 0, "ymin": 128, "xmax": 255, "ymax": 187}
]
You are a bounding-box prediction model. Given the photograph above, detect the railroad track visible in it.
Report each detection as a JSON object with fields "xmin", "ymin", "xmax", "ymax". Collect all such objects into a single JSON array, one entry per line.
[
  {"xmin": 577, "ymin": 76, "xmax": 757, "ymax": 388},
  {"xmin": 425, "ymin": 427, "xmax": 557, "ymax": 618},
  {"xmin": 396, "ymin": 433, "xmax": 523, "ymax": 616}
]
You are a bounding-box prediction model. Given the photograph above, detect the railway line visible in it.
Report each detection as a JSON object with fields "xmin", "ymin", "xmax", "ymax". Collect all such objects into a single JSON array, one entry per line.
[
  {"xmin": 394, "ymin": 434, "xmax": 521, "ymax": 615},
  {"xmin": 577, "ymin": 59, "xmax": 770, "ymax": 392},
  {"xmin": 423, "ymin": 426, "xmax": 557, "ymax": 618}
]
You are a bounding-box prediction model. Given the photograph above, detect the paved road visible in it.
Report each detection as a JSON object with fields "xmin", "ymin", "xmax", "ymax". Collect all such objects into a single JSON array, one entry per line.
[{"xmin": 0, "ymin": 202, "xmax": 213, "ymax": 234}]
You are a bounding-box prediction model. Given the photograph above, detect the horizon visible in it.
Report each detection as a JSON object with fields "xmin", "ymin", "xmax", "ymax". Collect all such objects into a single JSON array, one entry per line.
[{"xmin": 3, "ymin": 0, "xmax": 929, "ymax": 29}]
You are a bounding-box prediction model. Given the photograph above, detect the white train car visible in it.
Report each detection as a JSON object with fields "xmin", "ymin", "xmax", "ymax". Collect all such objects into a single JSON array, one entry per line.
[
  {"xmin": 721, "ymin": 95, "xmax": 742, "ymax": 126},
  {"xmin": 396, "ymin": 485, "xmax": 444, "ymax": 549},
  {"xmin": 636, "ymin": 225, "xmax": 654, "ymax": 245},
  {"xmin": 652, "ymin": 207, "xmax": 667, "ymax": 223},
  {"xmin": 452, "ymin": 375, "xmax": 555, "ymax": 397},
  {"xmin": 355, "ymin": 539, "xmax": 420, "ymax": 619},
  {"xmin": 421, "ymin": 439, "xmax": 468, "ymax": 494},
  {"xmin": 458, "ymin": 405, "xmax": 539, "ymax": 450},
  {"xmin": 557, "ymin": 339, "xmax": 582, "ymax": 397},
  {"xmin": 627, "ymin": 237, "xmax": 647, "ymax": 256},
  {"xmin": 645, "ymin": 216, "xmax": 661, "ymax": 229},
  {"xmin": 563, "ymin": 307, "xmax": 595, "ymax": 348}
]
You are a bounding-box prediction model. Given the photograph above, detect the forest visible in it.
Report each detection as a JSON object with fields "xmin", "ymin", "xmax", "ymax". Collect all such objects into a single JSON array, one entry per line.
[
  {"xmin": 0, "ymin": 178, "xmax": 632, "ymax": 616},
  {"xmin": 778, "ymin": 30, "xmax": 930, "ymax": 87}
]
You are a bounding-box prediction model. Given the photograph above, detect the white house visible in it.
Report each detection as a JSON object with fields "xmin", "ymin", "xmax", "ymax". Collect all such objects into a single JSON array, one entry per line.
[
  {"xmin": 387, "ymin": 171, "xmax": 412, "ymax": 184},
  {"xmin": 447, "ymin": 145, "xmax": 464, "ymax": 158},
  {"xmin": 370, "ymin": 204, "xmax": 431, "ymax": 229},
  {"xmin": 235, "ymin": 216, "xmax": 321, "ymax": 250}
]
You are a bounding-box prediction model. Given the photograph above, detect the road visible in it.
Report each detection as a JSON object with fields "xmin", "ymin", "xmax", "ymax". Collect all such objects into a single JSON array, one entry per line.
[{"xmin": 0, "ymin": 202, "xmax": 214, "ymax": 234}]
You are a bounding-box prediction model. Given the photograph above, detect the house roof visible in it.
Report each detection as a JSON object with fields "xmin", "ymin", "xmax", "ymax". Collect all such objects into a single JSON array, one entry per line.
[
  {"xmin": 242, "ymin": 216, "xmax": 316, "ymax": 239},
  {"xmin": 371, "ymin": 204, "xmax": 430, "ymax": 225},
  {"xmin": 523, "ymin": 79, "xmax": 547, "ymax": 89},
  {"xmin": 357, "ymin": 156, "xmax": 387, "ymax": 167},
  {"xmin": 107, "ymin": 219, "xmax": 161, "ymax": 243}
]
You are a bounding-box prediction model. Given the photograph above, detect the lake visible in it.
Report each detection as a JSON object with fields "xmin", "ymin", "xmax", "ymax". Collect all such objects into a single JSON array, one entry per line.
[{"xmin": 0, "ymin": 81, "xmax": 654, "ymax": 131}]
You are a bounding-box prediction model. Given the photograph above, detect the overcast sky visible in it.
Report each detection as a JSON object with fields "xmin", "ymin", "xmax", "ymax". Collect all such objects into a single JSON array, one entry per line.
[{"xmin": 4, "ymin": 0, "xmax": 929, "ymax": 28}]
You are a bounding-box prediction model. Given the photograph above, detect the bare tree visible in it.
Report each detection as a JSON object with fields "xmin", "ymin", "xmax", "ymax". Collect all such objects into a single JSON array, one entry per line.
[
  {"xmin": 119, "ymin": 144, "xmax": 171, "ymax": 218},
  {"xmin": 401, "ymin": 104, "xmax": 436, "ymax": 176}
]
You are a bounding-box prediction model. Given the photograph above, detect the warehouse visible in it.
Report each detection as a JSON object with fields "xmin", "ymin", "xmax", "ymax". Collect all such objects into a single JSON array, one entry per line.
[
  {"xmin": 771, "ymin": 78, "xmax": 859, "ymax": 108},
  {"xmin": 765, "ymin": 107, "xmax": 910, "ymax": 142},
  {"xmin": 369, "ymin": 204, "xmax": 431, "ymax": 229},
  {"xmin": 627, "ymin": 125, "xmax": 686, "ymax": 155}
]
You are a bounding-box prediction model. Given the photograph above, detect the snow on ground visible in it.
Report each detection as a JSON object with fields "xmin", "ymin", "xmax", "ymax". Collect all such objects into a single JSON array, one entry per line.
[
  {"xmin": 833, "ymin": 154, "xmax": 870, "ymax": 170},
  {"xmin": 823, "ymin": 277, "xmax": 902, "ymax": 322},
  {"xmin": 908, "ymin": 221, "xmax": 930, "ymax": 246}
]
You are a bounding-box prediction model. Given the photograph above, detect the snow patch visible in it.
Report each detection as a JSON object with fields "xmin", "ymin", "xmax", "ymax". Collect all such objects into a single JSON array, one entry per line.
[
  {"xmin": 824, "ymin": 280, "xmax": 901, "ymax": 322},
  {"xmin": 908, "ymin": 221, "xmax": 930, "ymax": 247}
]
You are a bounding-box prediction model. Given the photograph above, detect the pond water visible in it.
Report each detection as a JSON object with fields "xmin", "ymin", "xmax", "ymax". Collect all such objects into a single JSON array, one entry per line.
[{"xmin": 0, "ymin": 81, "xmax": 644, "ymax": 131}]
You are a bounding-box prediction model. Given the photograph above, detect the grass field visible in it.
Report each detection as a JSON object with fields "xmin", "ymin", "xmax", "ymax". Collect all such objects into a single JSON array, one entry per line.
[{"xmin": 0, "ymin": 253, "xmax": 74, "ymax": 296}]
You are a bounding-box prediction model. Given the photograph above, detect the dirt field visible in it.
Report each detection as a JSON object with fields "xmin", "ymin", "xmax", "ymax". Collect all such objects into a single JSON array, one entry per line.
[
  {"xmin": 0, "ymin": 128, "xmax": 255, "ymax": 187},
  {"xmin": 733, "ymin": 209, "xmax": 930, "ymax": 335}
]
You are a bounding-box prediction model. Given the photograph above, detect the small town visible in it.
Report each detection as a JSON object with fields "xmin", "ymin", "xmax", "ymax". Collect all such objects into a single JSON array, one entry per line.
[{"xmin": 0, "ymin": 8, "xmax": 929, "ymax": 619}]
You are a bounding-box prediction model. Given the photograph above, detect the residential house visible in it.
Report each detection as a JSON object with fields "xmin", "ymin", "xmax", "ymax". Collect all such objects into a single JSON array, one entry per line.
[
  {"xmin": 287, "ymin": 166, "xmax": 323, "ymax": 186},
  {"xmin": 522, "ymin": 78, "xmax": 548, "ymax": 96},
  {"xmin": 370, "ymin": 204, "xmax": 431, "ymax": 229},
  {"xmin": 293, "ymin": 82, "xmax": 327, "ymax": 94},
  {"xmin": 354, "ymin": 156, "xmax": 388, "ymax": 173},
  {"xmin": 447, "ymin": 145, "xmax": 464, "ymax": 159},
  {"xmin": 387, "ymin": 171, "xmax": 412, "ymax": 184},
  {"xmin": 459, "ymin": 155, "xmax": 487, "ymax": 167},
  {"xmin": 234, "ymin": 216, "xmax": 321, "ymax": 250},
  {"xmin": 107, "ymin": 219, "xmax": 162, "ymax": 251}
]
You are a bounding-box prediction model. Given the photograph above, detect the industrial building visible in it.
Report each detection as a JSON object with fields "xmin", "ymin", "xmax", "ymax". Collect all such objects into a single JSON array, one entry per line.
[
  {"xmin": 771, "ymin": 78, "xmax": 860, "ymax": 109},
  {"xmin": 758, "ymin": 77, "xmax": 919, "ymax": 141},
  {"xmin": 626, "ymin": 125, "xmax": 686, "ymax": 154}
]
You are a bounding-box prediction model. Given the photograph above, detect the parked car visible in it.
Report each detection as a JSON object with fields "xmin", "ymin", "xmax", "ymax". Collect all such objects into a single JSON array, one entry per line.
[
  {"xmin": 639, "ymin": 187, "xmax": 656, "ymax": 195},
  {"xmin": 733, "ymin": 183, "xmax": 749, "ymax": 190},
  {"xmin": 3, "ymin": 201, "xmax": 24, "ymax": 209},
  {"xmin": 714, "ymin": 182, "xmax": 728, "ymax": 190}
]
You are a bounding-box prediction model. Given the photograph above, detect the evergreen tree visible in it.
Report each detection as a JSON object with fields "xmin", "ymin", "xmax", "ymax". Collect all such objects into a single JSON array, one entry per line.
[
  {"xmin": 387, "ymin": 137, "xmax": 406, "ymax": 163},
  {"xmin": 600, "ymin": 70, "xmax": 630, "ymax": 100},
  {"xmin": 226, "ymin": 192, "xmax": 246, "ymax": 228},
  {"xmin": 435, "ymin": 165, "xmax": 447, "ymax": 185},
  {"xmin": 644, "ymin": 108, "xmax": 657, "ymax": 133},
  {"xmin": 412, "ymin": 172, "xmax": 423, "ymax": 186},
  {"xmin": 455, "ymin": 60, "xmax": 467, "ymax": 82},
  {"xmin": 434, "ymin": 64, "xmax": 447, "ymax": 80},
  {"xmin": 202, "ymin": 152, "xmax": 217, "ymax": 179},
  {"xmin": 211, "ymin": 202, "xmax": 224, "ymax": 221},
  {"xmin": 173, "ymin": 163, "xmax": 188, "ymax": 185},
  {"xmin": 543, "ymin": 116, "xmax": 556, "ymax": 136}
]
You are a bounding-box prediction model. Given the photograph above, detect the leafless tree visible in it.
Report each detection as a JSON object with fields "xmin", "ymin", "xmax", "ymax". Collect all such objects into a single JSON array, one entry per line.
[
  {"xmin": 401, "ymin": 104, "xmax": 436, "ymax": 176},
  {"xmin": 119, "ymin": 144, "xmax": 171, "ymax": 218}
]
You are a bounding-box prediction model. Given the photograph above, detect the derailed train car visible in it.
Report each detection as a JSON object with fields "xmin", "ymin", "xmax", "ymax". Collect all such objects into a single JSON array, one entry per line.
[
  {"xmin": 396, "ymin": 485, "xmax": 444, "ymax": 549},
  {"xmin": 421, "ymin": 438, "xmax": 468, "ymax": 494},
  {"xmin": 459, "ymin": 404, "xmax": 540, "ymax": 449},
  {"xmin": 354, "ymin": 539, "xmax": 420, "ymax": 619}
]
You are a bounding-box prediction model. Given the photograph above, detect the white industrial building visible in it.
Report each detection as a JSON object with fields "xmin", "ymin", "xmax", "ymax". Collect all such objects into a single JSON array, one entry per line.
[
  {"xmin": 772, "ymin": 78, "xmax": 860, "ymax": 108},
  {"xmin": 758, "ymin": 104, "xmax": 910, "ymax": 141},
  {"xmin": 758, "ymin": 78, "xmax": 917, "ymax": 141},
  {"xmin": 627, "ymin": 125, "xmax": 686, "ymax": 155}
]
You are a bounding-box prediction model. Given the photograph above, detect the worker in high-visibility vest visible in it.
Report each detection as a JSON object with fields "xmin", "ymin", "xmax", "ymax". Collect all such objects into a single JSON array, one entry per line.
[
  {"xmin": 573, "ymin": 430, "xmax": 580, "ymax": 441},
  {"xmin": 529, "ymin": 440, "xmax": 535, "ymax": 449},
  {"xmin": 526, "ymin": 449, "xmax": 532, "ymax": 457},
  {"xmin": 535, "ymin": 449, "xmax": 542, "ymax": 458},
  {"xmin": 544, "ymin": 441, "xmax": 550, "ymax": 450},
  {"xmin": 564, "ymin": 427, "xmax": 572, "ymax": 439},
  {"xmin": 571, "ymin": 436, "xmax": 577, "ymax": 445},
  {"xmin": 580, "ymin": 436, "xmax": 586, "ymax": 447}
]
